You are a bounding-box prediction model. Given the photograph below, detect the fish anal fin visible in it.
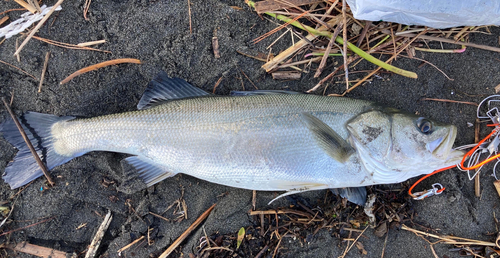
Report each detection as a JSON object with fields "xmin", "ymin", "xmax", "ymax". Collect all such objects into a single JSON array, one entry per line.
[
  {"xmin": 331, "ymin": 187, "xmax": 367, "ymax": 206},
  {"xmin": 137, "ymin": 71, "xmax": 209, "ymax": 110},
  {"xmin": 302, "ymin": 113, "xmax": 354, "ymax": 163},
  {"xmin": 123, "ymin": 156, "xmax": 175, "ymax": 187}
]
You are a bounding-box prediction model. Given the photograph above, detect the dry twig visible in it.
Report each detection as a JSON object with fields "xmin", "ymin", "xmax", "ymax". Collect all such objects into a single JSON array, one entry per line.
[
  {"xmin": 7, "ymin": 242, "xmax": 70, "ymax": 258},
  {"xmin": 60, "ymin": 58, "xmax": 141, "ymax": 84},
  {"xmin": 117, "ymin": 236, "xmax": 145, "ymax": 255},
  {"xmin": 13, "ymin": 0, "xmax": 36, "ymax": 13},
  {"xmin": 2, "ymin": 98, "xmax": 54, "ymax": 186},
  {"xmin": 158, "ymin": 203, "xmax": 216, "ymax": 258},
  {"xmin": 85, "ymin": 210, "xmax": 112, "ymax": 258},
  {"xmin": 0, "ymin": 16, "xmax": 9, "ymax": 27},
  {"xmin": 14, "ymin": 0, "xmax": 65, "ymax": 57},
  {"xmin": 38, "ymin": 52, "xmax": 50, "ymax": 93},
  {"xmin": 0, "ymin": 59, "xmax": 37, "ymax": 79}
]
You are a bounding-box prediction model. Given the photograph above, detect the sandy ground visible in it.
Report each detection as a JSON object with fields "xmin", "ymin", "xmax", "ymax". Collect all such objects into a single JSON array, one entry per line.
[{"xmin": 1, "ymin": 0, "xmax": 500, "ymax": 257}]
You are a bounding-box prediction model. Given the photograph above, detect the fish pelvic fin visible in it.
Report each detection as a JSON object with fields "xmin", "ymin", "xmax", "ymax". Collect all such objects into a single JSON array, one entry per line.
[
  {"xmin": 123, "ymin": 156, "xmax": 176, "ymax": 187},
  {"xmin": 302, "ymin": 113, "xmax": 354, "ymax": 163},
  {"xmin": 137, "ymin": 71, "xmax": 209, "ymax": 110},
  {"xmin": 330, "ymin": 187, "xmax": 367, "ymax": 206},
  {"xmin": 268, "ymin": 182, "xmax": 329, "ymax": 204},
  {"xmin": 1, "ymin": 112, "xmax": 75, "ymax": 189}
]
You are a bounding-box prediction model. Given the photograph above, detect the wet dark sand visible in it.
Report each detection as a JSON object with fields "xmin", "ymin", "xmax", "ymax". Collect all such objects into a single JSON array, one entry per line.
[{"xmin": 1, "ymin": 0, "xmax": 500, "ymax": 257}]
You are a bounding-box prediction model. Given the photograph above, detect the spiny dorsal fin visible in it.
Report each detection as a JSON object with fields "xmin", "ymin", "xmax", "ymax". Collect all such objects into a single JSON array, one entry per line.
[
  {"xmin": 138, "ymin": 71, "xmax": 209, "ymax": 110},
  {"xmin": 230, "ymin": 90, "xmax": 302, "ymax": 96},
  {"xmin": 302, "ymin": 113, "xmax": 354, "ymax": 163}
]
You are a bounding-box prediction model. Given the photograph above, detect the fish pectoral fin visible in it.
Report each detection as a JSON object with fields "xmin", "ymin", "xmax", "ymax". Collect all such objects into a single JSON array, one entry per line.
[
  {"xmin": 137, "ymin": 71, "xmax": 210, "ymax": 110},
  {"xmin": 123, "ymin": 156, "xmax": 175, "ymax": 187},
  {"xmin": 330, "ymin": 187, "xmax": 367, "ymax": 206},
  {"xmin": 268, "ymin": 182, "xmax": 329, "ymax": 204},
  {"xmin": 302, "ymin": 113, "xmax": 354, "ymax": 163},
  {"xmin": 230, "ymin": 90, "xmax": 302, "ymax": 96}
]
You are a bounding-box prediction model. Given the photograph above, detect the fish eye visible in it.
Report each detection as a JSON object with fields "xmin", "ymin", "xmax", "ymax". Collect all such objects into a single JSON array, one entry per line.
[{"xmin": 417, "ymin": 119, "xmax": 433, "ymax": 134}]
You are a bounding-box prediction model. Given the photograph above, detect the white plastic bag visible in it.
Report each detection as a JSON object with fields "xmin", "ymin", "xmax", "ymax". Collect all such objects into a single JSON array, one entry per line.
[{"xmin": 346, "ymin": 0, "xmax": 500, "ymax": 28}]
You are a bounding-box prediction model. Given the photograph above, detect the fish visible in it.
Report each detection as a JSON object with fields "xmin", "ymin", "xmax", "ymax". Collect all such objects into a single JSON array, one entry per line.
[{"xmin": 0, "ymin": 72, "xmax": 464, "ymax": 205}]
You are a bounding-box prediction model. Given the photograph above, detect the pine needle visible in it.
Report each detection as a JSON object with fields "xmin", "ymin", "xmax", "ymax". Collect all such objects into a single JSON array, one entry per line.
[{"xmin": 60, "ymin": 58, "xmax": 142, "ymax": 85}]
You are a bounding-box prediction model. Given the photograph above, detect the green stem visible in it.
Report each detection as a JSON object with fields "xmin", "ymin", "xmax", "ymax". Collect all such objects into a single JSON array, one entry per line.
[{"xmin": 245, "ymin": 0, "xmax": 417, "ymax": 79}]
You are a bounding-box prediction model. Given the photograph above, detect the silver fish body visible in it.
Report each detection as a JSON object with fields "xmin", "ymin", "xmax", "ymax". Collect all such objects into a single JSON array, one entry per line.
[{"xmin": 1, "ymin": 73, "xmax": 464, "ymax": 201}]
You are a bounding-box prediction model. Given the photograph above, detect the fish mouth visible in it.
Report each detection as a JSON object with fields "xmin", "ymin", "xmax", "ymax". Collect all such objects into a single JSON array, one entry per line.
[{"xmin": 428, "ymin": 126, "xmax": 462, "ymax": 160}]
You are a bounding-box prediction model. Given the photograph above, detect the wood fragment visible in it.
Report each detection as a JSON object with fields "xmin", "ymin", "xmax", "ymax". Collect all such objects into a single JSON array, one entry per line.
[
  {"xmin": 420, "ymin": 98, "xmax": 478, "ymax": 106},
  {"xmin": 212, "ymin": 31, "xmax": 220, "ymax": 58},
  {"xmin": 254, "ymin": 244, "xmax": 269, "ymax": 258},
  {"xmin": 252, "ymin": 190, "xmax": 256, "ymax": 210},
  {"xmin": 38, "ymin": 52, "xmax": 50, "ymax": 93},
  {"xmin": 7, "ymin": 241, "xmax": 70, "ymax": 258},
  {"xmin": 254, "ymin": 0, "xmax": 321, "ymax": 13},
  {"xmin": 85, "ymin": 210, "xmax": 112, "ymax": 258},
  {"xmin": 14, "ymin": 0, "xmax": 65, "ymax": 56},
  {"xmin": 77, "ymin": 40, "xmax": 106, "ymax": 47},
  {"xmin": 341, "ymin": 0, "xmax": 348, "ymax": 89},
  {"xmin": 402, "ymin": 224, "xmax": 496, "ymax": 246},
  {"xmin": 339, "ymin": 226, "xmax": 368, "ymax": 258},
  {"xmin": 272, "ymin": 71, "xmax": 301, "ymax": 80},
  {"xmin": 253, "ymin": 11, "xmax": 308, "ymax": 44},
  {"xmin": 158, "ymin": 203, "xmax": 216, "ymax": 258},
  {"xmin": 262, "ymin": 33, "xmax": 316, "ymax": 72},
  {"xmin": 117, "ymin": 236, "xmax": 145, "ymax": 254},
  {"xmin": 15, "ymin": 37, "xmax": 21, "ymax": 62},
  {"xmin": 381, "ymin": 227, "xmax": 389, "ymax": 258},
  {"xmin": 240, "ymin": 69, "xmax": 258, "ymax": 89},
  {"xmin": 0, "ymin": 8, "xmax": 26, "ymax": 16},
  {"xmin": 356, "ymin": 21, "xmax": 371, "ymax": 47},
  {"xmin": 0, "ymin": 59, "xmax": 37, "ymax": 80},
  {"xmin": 314, "ymin": 21, "xmax": 342, "ymax": 78},
  {"xmin": 27, "ymin": 0, "xmax": 41, "ymax": 13},
  {"xmin": 29, "ymin": 35, "xmax": 110, "ymax": 53},
  {"xmin": 213, "ymin": 76, "xmax": 223, "ymax": 93},
  {"xmin": 149, "ymin": 212, "xmax": 170, "ymax": 222},
  {"xmin": 60, "ymin": 58, "xmax": 141, "ymax": 85},
  {"xmin": 13, "ymin": 0, "xmax": 37, "ymax": 13},
  {"xmin": 389, "ymin": 31, "xmax": 500, "ymax": 53},
  {"xmin": 495, "ymin": 83, "xmax": 500, "ymax": 93},
  {"xmin": 493, "ymin": 180, "xmax": 500, "ymax": 198},
  {"xmin": 2, "ymin": 98, "xmax": 54, "ymax": 186},
  {"xmin": 0, "ymin": 216, "xmax": 54, "ymax": 237},
  {"xmin": 0, "ymin": 16, "xmax": 9, "ymax": 27},
  {"xmin": 83, "ymin": 0, "xmax": 92, "ymax": 20}
]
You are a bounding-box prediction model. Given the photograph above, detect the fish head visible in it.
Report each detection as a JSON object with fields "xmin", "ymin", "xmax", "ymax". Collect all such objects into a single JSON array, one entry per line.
[{"xmin": 347, "ymin": 109, "xmax": 464, "ymax": 184}]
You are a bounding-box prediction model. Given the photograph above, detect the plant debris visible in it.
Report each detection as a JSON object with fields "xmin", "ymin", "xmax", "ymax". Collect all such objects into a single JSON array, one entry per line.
[
  {"xmin": 195, "ymin": 185, "xmax": 414, "ymax": 257},
  {"xmin": 245, "ymin": 0, "xmax": 500, "ymax": 95},
  {"xmin": 60, "ymin": 58, "xmax": 141, "ymax": 85}
]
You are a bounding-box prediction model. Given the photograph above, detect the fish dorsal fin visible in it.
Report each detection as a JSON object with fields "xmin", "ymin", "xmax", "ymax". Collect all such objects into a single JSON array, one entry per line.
[
  {"xmin": 331, "ymin": 187, "xmax": 367, "ymax": 206},
  {"xmin": 230, "ymin": 90, "xmax": 302, "ymax": 96},
  {"xmin": 138, "ymin": 71, "xmax": 209, "ymax": 110},
  {"xmin": 123, "ymin": 156, "xmax": 176, "ymax": 187},
  {"xmin": 302, "ymin": 113, "xmax": 354, "ymax": 163}
]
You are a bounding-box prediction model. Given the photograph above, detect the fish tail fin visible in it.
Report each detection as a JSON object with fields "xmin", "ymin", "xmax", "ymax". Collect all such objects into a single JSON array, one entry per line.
[{"xmin": 1, "ymin": 112, "xmax": 75, "ymax": 189}]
